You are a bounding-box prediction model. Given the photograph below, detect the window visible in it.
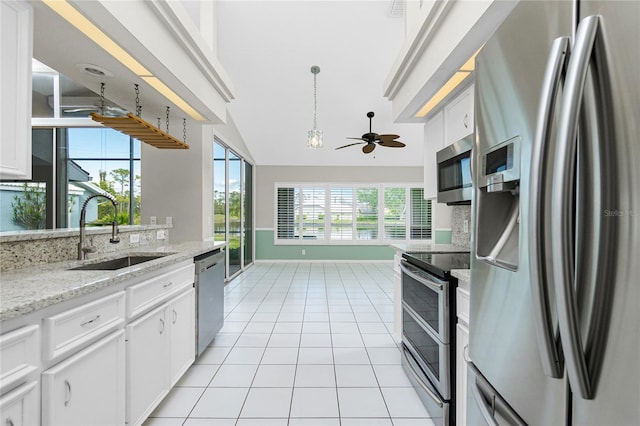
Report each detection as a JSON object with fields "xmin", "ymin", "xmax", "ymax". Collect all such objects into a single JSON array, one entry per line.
[
  {"xmin": 330, "ymin": 187, "xmax": 353, "ymax": 240},
  {"xmin": 356, "ymin": 188, "xmax": 378, "ymax": 240},
  {"xmin": 274, "ymin": 184, "xmax": 430, "ymax": 244},
  {"xmin": 384, "ymin": 187, "xmax": 406, "ymax": 239},
  {"xmin": 0, "ymin": 127, "xmax": 140, "ymax": 232}
]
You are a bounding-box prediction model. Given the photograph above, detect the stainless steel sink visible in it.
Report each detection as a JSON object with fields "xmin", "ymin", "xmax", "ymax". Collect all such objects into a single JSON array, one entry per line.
[{"xmin": 70, "ymin": 255, "xmax": 170, "ymax": 271}]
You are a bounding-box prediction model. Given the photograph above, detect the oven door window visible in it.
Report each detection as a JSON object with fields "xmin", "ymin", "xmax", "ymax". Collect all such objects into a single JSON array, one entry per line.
[
  {"xmin": 402, "ymin": 269, "xmax": 441, "ymax": 334},
  {"xmin": 403, "ymin": 309, "xmax": 440, "ymax": 381}
]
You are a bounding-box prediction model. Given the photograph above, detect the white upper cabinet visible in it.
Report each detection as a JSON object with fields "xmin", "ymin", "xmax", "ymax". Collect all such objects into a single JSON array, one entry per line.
[
  {"xmin": 424, "ymin": 110, "xmax": 444, "ymax": 200},
  {"xmin": 0, "ymin": 0, "xmax": 32, "ymax": 180},
  {"xmin": 444, "ymin": 85, "xmax": 474, "ymax": 145}
]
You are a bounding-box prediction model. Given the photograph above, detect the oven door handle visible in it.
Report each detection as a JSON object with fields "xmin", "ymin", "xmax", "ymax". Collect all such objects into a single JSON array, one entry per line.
[
  {"xmin": 401, "ymin": 346, "xmax": 444, "ymax": 408},
  {"xmin": 400, "ymin": 262, "xmax": 444, "ymax": 291}
]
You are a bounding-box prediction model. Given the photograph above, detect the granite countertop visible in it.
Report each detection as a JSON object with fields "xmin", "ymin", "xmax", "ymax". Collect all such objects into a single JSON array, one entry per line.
[
  {"xmin": 0, "ymin": 241, "xmax": 226, "ymax": 322},
  {"xmin": 389, "ymin": 243, "xmax": 470, "ymax": 253}
]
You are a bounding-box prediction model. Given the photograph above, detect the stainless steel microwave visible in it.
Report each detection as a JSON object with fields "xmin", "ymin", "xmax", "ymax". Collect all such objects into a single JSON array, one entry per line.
[{"xmin": 436, "ymin": 135, "xmax": 473, "ymax": 205}]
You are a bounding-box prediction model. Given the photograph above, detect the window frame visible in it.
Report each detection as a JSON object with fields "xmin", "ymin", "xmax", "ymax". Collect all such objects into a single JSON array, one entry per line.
[{"xmin": 274, "ymin": 182, "xmax": 432, "ymax": 245}]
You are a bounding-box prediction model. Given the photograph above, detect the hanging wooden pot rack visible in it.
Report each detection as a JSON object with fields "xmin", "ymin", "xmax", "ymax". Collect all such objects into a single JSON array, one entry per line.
[
  {"xmin": 90, "ymin": 83, "xmax": 189, "ymax": 149},
  {"xmin": 90, "ymin": 112, "xmax": 189, "ymax": 149}
]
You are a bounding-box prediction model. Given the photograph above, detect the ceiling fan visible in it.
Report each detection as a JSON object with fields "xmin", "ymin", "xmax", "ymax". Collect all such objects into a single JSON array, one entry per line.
[{"xmin": 336, "ymin": 111, "xmax": 406, "ymax": 154}]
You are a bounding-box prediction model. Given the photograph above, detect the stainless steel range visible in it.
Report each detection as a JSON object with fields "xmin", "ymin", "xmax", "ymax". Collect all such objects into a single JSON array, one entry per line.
[{"xmin": 400, "ymin": 251, "xmax": 470, "ymax": 426}]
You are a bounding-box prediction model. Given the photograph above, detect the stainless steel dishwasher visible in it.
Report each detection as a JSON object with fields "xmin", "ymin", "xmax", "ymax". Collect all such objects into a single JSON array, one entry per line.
[{"xmin": 194, "ymin": 249, "xmax": 225, "ymax": 356}]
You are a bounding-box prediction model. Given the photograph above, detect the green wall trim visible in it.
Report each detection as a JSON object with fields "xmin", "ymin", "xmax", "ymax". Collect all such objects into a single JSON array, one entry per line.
[
  {"xmin": 434, "ymin": 230, "xmax": 453, "ymax": 244},
  {"xmin": 256, "ymin": 230, "xmax": 395, "ymax": 260}
]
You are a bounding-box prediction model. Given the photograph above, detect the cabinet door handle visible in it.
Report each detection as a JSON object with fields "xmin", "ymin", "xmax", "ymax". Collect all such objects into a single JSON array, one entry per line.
[
  {"xmin": 163, "ymin": 281, "xmax": 173, "ymax": 289},
  {"xmin": 80, "ymin": 314, "xmax": 101, "ymax": 327},
  {"xmin": 64, "ymin": 379, "xmax": 72, "ymax": 407},
  {"xmin": 463, "ymin": 113, "xmax": 469, "ymax": 129},
  {"xmin": 159, "ymin": 318, "xmax": 165, "ymax": 334},
  {"xmin": 172, "ymin": 309, "xmax": 178, "ymax": 324}
]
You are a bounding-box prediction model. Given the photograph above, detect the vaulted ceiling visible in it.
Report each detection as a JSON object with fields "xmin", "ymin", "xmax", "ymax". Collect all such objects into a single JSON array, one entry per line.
[{"xmin": 216, "ymin": 0, "xmax": 424, "ymax": 167}]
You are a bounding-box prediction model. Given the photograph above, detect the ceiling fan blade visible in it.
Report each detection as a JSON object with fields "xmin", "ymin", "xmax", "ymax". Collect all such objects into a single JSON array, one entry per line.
[
  {"xmin": 377, "ymin": 134, "xmax": 401, "ymax": 143},
  {"xmin": 335, "ymin": 142, "xmax": 365, "ymax": 150},
  {"xmin": 378, "ymin": 140, "xmax": 406, "ymax": 148},
  {"xmin": 362, "ymin": 143, "xmax": 376, "ymax": 154}
]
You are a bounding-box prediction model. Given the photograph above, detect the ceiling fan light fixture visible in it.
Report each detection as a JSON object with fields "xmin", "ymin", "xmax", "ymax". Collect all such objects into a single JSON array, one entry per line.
[{"xmin": 307, "ymin": 65, "xmax": 323, "ymax": 149}]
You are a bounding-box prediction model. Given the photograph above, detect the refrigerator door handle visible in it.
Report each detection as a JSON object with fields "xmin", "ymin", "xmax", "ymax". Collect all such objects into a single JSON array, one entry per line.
[
  {"xmin": 529, "ymin": 35, "xmax": 570, "ymax": 379},
  {"xmin": 551, "ymin": 15, "xmax": 601, "ymax": 400},
  {"xmin": 471, "ymin": 378, "xmax": 499, "ymax": 426}
]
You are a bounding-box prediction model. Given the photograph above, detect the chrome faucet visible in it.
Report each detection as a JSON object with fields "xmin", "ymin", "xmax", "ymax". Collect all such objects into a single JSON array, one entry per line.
[{"xmin": 78, "ymin": 193, "xmax": 120, "ymax": 260}]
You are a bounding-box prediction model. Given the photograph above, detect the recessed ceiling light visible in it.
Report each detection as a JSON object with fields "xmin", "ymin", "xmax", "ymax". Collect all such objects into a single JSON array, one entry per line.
[{"xmin": 76, "ymin": 63, "xmax": 113, "ymax": 78}]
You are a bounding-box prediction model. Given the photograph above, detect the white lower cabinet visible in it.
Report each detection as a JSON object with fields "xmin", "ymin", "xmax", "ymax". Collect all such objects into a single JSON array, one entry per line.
[
  {"xmin": 456, "ymin": 285, "xmax": 470, "ymax": 425},
  {"xmin": 126, "ymin": 287, "xmax": 195, "ymax": 426},
  {"xmin": 126, "ymin": 304, "xmax": 169, "ymax": 426},
  {"xmin": 169, "ymin": 288, "xmax": 195, "ymax": 386},
  {"xmin": 0, "ymin": 381, "xmax": 39, "ymax": 426},
  {"xmin": 41, "ymin": 330, "xmax": 125, "ymax": 426},
  {"xmin": 456, "ymin": 322, "xmax": 469, "ymax": 426}
]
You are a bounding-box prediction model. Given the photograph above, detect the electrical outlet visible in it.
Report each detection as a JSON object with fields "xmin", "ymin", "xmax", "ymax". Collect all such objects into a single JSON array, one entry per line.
[
  {"xmin": 150, "ymin": 216, "xmax": 157, "ymax": 225},
  {"xmin": 166, "ymin": 216, "xmax": 173, "ymax": 226},
  {"xmin": 463, "ymin": 220, "xmax": 469, "ymax": 233},
  {"xmin": 129, "ymin": 234, "xmax": 140, "ymax": 244},
  {"xmin": 157, "ymin": 230, "xmax": 166, "ymax": 240},
  {"xmin": 301, "ymin": 249, "xmax": 306, "ymax": 255}
]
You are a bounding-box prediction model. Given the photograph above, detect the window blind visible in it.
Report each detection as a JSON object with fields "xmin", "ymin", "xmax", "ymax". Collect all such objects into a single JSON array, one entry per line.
[{"xmin": 410, "ymin": 188, "xmax": 432, "ymax": 239}]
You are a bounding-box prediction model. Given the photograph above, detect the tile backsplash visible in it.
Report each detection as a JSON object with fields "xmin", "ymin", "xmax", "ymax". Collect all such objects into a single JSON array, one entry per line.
[
  {"xmin": 451, "ymin": 205, "xmax": 471, "ymax": 249},
  {"xmin": 0, "ymin": 225, "xmax": 170, "ymax": 272}
]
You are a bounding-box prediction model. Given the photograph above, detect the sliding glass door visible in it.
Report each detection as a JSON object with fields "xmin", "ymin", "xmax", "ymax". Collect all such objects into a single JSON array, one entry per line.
[{"xmin": 213, "ymin": 139, "xmax": 253, "ymax": 280}]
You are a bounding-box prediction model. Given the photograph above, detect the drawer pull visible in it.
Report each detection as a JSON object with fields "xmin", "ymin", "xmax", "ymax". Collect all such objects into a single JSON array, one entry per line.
[
  {"xmin": 159, "ymin": 318, "xmax": 165, "ymax": 334},
  {"xmin": 64, "ymin": 379, "xmax": 72, "ymax": 407},
  {"xmin": 172, "ymin": 309, "xmax": 178, "ymax": 324},
  {"xmin": 163, "ymin": 281, "xmax": 173, "ymax": 289},
  {"xmin": 80, "ymin": 315, "xmax": 101, "ymax": 327}
]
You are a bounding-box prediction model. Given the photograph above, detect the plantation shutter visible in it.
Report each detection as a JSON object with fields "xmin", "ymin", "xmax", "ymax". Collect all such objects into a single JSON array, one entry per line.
[
  {"xmin": 383, "ymin": 187, "xmax": 406, "ymax": 239},
  {"xmin": 276, "ymin": 187, "xmax": 296, "ymax": 239},
  {"xmin": 410, "ymin": 188, "xmax": 432, "ymax": 239}
]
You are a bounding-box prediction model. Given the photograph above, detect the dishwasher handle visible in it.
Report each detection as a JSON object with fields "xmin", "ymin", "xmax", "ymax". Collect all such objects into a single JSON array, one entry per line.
[{"xmin": 194, "ymin": 249, "xmax": 225, "ymax": 271}]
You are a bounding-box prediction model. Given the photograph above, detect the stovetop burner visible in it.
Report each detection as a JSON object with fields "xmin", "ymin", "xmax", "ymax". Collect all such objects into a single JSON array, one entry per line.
[{"xmin": 402, "ymin": 251, "xmax": 470, "ymax": 279}]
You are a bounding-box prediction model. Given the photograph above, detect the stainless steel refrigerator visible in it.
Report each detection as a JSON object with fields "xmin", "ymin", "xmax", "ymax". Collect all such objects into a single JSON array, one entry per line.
[{"xmin": 469, "ymin": 0, "xmax": 640, "ymax": 424}]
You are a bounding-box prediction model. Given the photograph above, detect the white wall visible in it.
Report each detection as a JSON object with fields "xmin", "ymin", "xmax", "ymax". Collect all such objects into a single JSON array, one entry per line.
[{"xmin": 141, "ymin": 124, "xmax": 214, "ymax": 242}]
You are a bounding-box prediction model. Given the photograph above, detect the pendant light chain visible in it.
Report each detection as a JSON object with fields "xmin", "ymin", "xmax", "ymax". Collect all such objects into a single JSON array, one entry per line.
[
  {"xmin": 166, "ymin": 107, "xmax": 170, "ymax": 133},
  {"xmin": 307, "ymin": 65, "xmax": 323, "ymax": 149},
  {"xmin": 313, "ymin": 70, "xmax": 318, "ymax": 129}
]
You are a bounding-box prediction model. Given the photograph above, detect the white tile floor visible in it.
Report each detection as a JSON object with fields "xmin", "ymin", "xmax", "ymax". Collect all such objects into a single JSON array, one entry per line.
[{"xmin": 144, "ymin": 262, "xmax": 435, "ymax": 426}]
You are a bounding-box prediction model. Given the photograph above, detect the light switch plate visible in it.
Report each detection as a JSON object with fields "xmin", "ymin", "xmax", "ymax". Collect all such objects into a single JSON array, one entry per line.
[
  {"xmin": 150, "ymin": 216, "xmax": 157, "ymax": 225},
  {"xmin": 166, "ymin": 216, "xmax": 172, "ymax": 226}
]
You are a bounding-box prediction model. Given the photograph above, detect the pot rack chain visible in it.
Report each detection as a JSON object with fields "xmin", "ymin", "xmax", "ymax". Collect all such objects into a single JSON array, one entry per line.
[
  {"xmin": 99, "ymin": 82, "xmax": 106, "ymax": 116},
  {"xmin": 135, "ymin": 84, "xmax": 142, "ymax": 117}
]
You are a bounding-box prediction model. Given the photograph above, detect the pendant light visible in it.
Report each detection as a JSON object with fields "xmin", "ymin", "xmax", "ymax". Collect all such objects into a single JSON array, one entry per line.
[{"xmin": 307, "ymin": 65, "xmax": 323, "ymax": 149}]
